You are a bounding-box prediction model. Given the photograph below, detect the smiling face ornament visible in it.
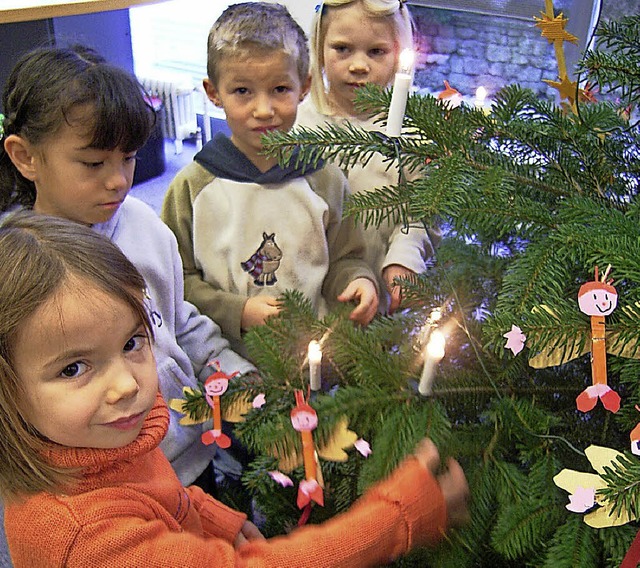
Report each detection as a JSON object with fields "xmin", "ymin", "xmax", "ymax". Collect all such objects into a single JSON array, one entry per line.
[{"xmin": 578, "ymin": 281, "xmax": 618, "ymax": 317}]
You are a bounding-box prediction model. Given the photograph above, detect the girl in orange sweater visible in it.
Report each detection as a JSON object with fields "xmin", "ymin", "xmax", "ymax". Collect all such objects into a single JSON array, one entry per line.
[{"xmin": 0, "ymin": 212, "xmax": 468, "ymax": 567}]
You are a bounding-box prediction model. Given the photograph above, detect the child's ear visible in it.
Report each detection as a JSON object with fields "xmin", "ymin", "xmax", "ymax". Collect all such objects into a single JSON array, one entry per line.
[
  {"xmin": 300, "ymin": 74, "xmax": 312, "ymax": 101},
  {"xmin": 203, "ymin": 78, "xmax": 223, "ymax": 107},
  {"xmin": 3, "ymin": 135, "xmax": 38, "ymax": 181}
]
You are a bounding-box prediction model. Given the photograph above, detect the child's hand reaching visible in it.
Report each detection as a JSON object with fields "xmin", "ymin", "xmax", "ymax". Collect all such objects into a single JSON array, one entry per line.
[
  {"xmin": 241, "ymin": 295, "xmax": 281, "ymax": 331},
  {"xmin": 382, "ymin": 264, "xmax": 415, "ymax": 314},
  {"xmin": 337, "ymin": 277, "xmax": 379, "ymax": 325},
  {"xmin": 234, "ymin": 520, "xmax": 265, "ymax": 548},
  {"xmin": 414, "ymin": 439, "xmax": 469, "ymax": 529}
]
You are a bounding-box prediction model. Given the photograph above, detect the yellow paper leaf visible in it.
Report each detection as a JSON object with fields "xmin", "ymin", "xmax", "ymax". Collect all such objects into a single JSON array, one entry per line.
[
  {"xmin": 529, "ymin": 342, "xmax": 588, "ymax": 368},
  {"xmin": 584, "ymin": 504, "xmax": 635, "ymax": 528},
  {"xmin": 317, "ymin": 417, "xmax": 358, "ymax": 463},
  {"xmin": 585, "ymin": 445, "xmax": 625, "ymax": 475},
  {"xmin": 168, "ymin": 387, "xmax": 208, "ymax": 426},
  {"xmin": 553, "ymin": 470, "xmax": 605, "ymax": 494},
  {"xmin": 222, "ymin": 394, "xmax": 253, "ymax": 423},
  {"xmin": 269, "ymin": 417, "xmax": 358, "ymax": 472}
]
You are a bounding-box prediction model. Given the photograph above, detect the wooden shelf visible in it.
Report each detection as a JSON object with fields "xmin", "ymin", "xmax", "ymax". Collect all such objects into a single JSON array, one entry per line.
[{"xmin": 0, "ymin": 0, "xmax": 167, "ymax": 24}]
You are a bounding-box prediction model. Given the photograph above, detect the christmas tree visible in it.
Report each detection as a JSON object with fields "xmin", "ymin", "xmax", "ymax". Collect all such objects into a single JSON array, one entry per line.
[{"xmin": 181, "ymin": 9, "xmax": 640, "ymax": 567}]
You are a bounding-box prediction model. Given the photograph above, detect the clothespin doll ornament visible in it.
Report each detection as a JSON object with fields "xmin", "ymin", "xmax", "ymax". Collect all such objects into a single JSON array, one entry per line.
[
  {"xmin": 200, "ymin": 363, "xmax": 239, "ymax": 447},
  {"xmin": 508, "ymin": 266, "xmax": 625, "ymax": 413},
  {"xmin": 291, "ymin": 390, "xmax": 324, "ymax": 509},
  {"xmin": 168, "ymin": 361, "xmax": 248, "ymax": 448},
  {"xmin": 575, "ymin": 266, "xmax": 620, "ymax": 413}
]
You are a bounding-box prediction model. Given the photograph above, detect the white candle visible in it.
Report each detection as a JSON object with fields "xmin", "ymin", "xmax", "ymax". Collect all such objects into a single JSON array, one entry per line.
[
  {"xmin": 474, "ymin": 86, "xmax": 487, "ymax": 107},
  {"xmin": 418, "ymin": 330, "xmax": 445, "ymax": 396},
  {"xmin": 386, "ymin": 48, "xmax": 414, "ymax": 137},
  {"xmin": 308, "ymin": 340, "xmax": 322, "ymax": 391}
]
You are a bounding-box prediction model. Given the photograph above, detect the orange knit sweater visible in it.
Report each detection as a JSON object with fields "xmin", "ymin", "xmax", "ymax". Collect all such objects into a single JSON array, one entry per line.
[{"xmin": 6, "ymin": 393, "xmax": 447, "ymax": 567}]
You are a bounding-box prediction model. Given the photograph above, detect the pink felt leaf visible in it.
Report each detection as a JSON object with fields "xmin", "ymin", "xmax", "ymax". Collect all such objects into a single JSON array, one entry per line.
[
  {"xmin": 268, "ymin": 471, "xmax": 293, "ymax": 487},
  {"xmin": 566, "ymin": 486, "xmax": 596, "ymax": 513},
  {"xmin": 503, "ymin": 325, "xmax": 526, "ymax": 355},
  {"xmin": 354, "ymin": 438, "xmax": 372, "ymax": 457},
  {"xmin": 299, "ymin": 479, "xmax": 320, "ymax": 496},
  {"xmin": 252, "ymin": 393, "xmax": 266, "ymax": 408}
]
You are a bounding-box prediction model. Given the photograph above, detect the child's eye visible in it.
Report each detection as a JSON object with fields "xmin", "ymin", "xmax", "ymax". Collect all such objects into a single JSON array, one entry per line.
[
  {"xmin": 274, "ymin": 85, "xmax": 291, "ymax": 94},
  {"xmin": 370, "ymin": 48, "xmax": 388, "ymax": 57},
  {"xmin": 82, "ymin": 161, "xmax": 104, "ymax": 168},
  {"xmin": 124, "ymin": 334, "xmax": 148, "ymax": 353},
  {"xmin": 233, "ymin": 87, "xmax": 249, "ymax": 95},
  {"xmin": 59, "ymin": 361, "xmax": 89, "ymax": 379},
  {"xmin": 124, "ymin": 154, "xmax": 138, "ymax": 164},
  {"xmin": 333, "ymin": 45, "xmax": 349, "ymax": 55}
]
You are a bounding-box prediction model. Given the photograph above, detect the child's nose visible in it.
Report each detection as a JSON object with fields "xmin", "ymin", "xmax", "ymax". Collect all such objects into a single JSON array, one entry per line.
[
  {"xmin": 349, "ymin": 54, "xmax": 370, "ymax": 74},
  {"xmin": 253, "ymin": 95, "xmax": 275, "ymax": 119},
  {"xmin": 105, "ymin": 164, "xmax": 131, "ymax": 192},
  {"xmin": 106, "ymin": 361, "xmax": 140, "ymax": 404}
]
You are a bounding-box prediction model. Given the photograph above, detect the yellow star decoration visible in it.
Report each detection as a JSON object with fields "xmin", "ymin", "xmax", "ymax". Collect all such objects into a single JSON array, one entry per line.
[
  {"xmin": 534, "ymin": 12, "xmax": 578, "ymax": 44},
  {"xmin": 544, "ymin": 75, "xmax": 579, "ymax": 103}
]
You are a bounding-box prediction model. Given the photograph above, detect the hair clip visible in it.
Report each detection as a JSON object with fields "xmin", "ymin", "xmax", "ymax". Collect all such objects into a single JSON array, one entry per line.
[
  {"xmin": 315, "ymin": 3, "xmax": 322, "ymax": 12},
  {"xmin": 0, "ymin": 114, "xmax": 4, "ymax": 139}
]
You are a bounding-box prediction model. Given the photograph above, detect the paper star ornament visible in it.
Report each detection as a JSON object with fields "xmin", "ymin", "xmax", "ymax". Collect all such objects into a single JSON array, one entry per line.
[{"xmin": 534, "ymin": 12, "xmax": 578, "ymax": 44}]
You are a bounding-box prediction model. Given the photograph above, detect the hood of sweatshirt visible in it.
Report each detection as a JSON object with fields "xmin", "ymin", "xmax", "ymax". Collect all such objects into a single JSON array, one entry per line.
[{"xmin": 194, "ymin": 132, "xmax": 323, "ymax": 184}]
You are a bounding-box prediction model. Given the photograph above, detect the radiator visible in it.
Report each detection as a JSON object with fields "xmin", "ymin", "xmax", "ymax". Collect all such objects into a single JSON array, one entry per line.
[{"xmin": 138, "ymin": 75, "xmax": 201, "ymax": 154}]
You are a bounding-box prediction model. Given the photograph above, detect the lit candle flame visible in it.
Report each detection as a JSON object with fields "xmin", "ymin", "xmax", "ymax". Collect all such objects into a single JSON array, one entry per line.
[
  {"xmin": 426, "ymin": 330, "xmax": 445, "ymax": 360},
  {"xmin": 308, "ymin": 340, "xmax": 322, "ymax": 364},
  {"xmin": 475, "ymin": 86, "xmax": 487, "ymax": 106},
  {"xmin": 308, "ymin": 340, "xmax": 322, "ymax": 391},
  {"xmin": 418, "ymin": 329, "xmax": 446, "ymax": 396},
  {"xmin": 398, "ymin": 48, "xmax": 415, "ymax": 75}
]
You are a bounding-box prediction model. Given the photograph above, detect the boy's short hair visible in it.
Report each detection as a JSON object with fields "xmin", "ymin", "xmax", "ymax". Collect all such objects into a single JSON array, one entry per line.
[
  {"xmin": 206, "ymin": 2, "xmax": 309, "ymax": 85},
  {"xmin": 0, "ymin": 212, "xmax": 151, "ymax": 501}
]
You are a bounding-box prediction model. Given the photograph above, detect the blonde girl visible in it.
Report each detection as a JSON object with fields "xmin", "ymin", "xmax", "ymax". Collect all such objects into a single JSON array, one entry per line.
[
  {"xmin": 0, "ymin": 213, "xmax": 467, "ymax": 567},
  {"xmin": 309, "ymin": 0, "xmax": 413, "ymax": 117},
  {"xmin": 297, "ymin": 0, "xmax": 439, "ymax": 313}
]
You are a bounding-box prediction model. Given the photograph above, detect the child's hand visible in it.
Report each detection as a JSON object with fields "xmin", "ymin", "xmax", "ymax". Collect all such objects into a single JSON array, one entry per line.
[
  {"xmin": 414, "ymin": 439, "xmax": 469, "ymax": 529},
  {"xmin": 382, "ymin": 264, "xmax": 415, "ymax": 314},
  {"xmin": 337, "ymin": 277, "xmax": 379, "ymax": 325},
  {"xmin": 234, "ymin": 520, "xmax": 265, "ymax": 548},
  {"xmin": 241, "ymin": 295, "xmax": 280, "ymax": 331},
  {"xmin": 437, "ymin": 458, "xmax": 469, "ymax": 528}
]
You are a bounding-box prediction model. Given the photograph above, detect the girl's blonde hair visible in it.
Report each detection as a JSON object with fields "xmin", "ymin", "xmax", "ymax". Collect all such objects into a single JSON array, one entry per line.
[
  {"xmin": 310, "ymin": 0, "xmax": 414, "ymax": 116},
  {"xmin": 0, "ymin": 212, "xmax": 152, "ymax": 501}
]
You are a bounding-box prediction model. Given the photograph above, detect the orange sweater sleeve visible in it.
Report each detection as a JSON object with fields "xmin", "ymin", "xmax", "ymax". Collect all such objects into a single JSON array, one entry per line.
[
  {"xmin": 7, "ymin": 457, "xmax": 445, "ymax": 567},
  {"xmin": 186, "ymin": 484, "xmax": 247, "ymax": 542},
  {"xmin": 234, "ymin": 456, "xmax": 447, "ymax": 567}
]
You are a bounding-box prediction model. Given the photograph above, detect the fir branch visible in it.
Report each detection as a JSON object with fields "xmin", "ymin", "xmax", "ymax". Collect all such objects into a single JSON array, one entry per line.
[
  {"xmin": 178, "ymin": 384, "xmax": 208, "ymax": 422},
  {"xmin": 581, "ymin": 15, "xmax": 640, "ymax": 106},
  {"xmin": 491, "ymin": 500, "xmax": 565, "ymax": 560},
  {"xmin": 598, "ymin": 452, "xmax": 640, "ymax": 523},
  {"xmin": 541, "ymin": 515, "xmax": 600, "ymax": 568}
]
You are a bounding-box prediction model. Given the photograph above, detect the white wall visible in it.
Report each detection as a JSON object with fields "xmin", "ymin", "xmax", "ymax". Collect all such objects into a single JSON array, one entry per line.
[{"xmin": 129, "ymin": 0, "xmax": 316, "ymax": 80}]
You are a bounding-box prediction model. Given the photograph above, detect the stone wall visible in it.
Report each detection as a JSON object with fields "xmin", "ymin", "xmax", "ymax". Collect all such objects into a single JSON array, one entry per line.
[{"xmin": 409, "ymin": 0, "xmax": 638, "ymax": 102}]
